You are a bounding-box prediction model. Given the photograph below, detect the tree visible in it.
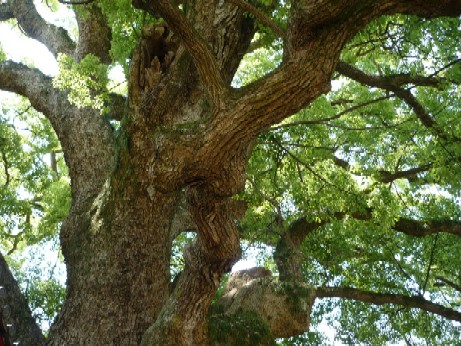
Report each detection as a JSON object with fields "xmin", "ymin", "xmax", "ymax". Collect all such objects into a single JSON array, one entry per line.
[{"xmin": 1, "ymin": 0, "xmax": 461, "ymax": 344}]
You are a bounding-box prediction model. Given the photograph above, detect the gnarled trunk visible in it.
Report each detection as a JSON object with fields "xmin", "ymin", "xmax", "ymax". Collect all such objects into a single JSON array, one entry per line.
[
  {"xmin": 2, "ymin": 1, "xmax": 461, "ymax": 345},
  {"xmin": 48, "ymin": 172, "xmax": 177, "ymax": 344}
]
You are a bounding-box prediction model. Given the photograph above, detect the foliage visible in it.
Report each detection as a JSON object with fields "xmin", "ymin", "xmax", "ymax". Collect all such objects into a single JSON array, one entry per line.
[
  {"xmin": 0, "ymin": 43, "xmax": 5, "ymax": 62},
  {"xmin": 7, "ymin": 237, "xmax": 66, "ymax": 332},
  {"xmin": 208, "ymin": 311, "xmax": 275, "ymax": 346},
  {"xmin": 235, "ymin": 13, "xmax": 461, "ymax": 344},
  {"xmin": 53, "ymin": 54, "xmax": 109, "ymax": 110},
  {"xmin": 98, "ymin": 0, "xmax": 156, "ymax": 75},
  {"xmin": 0, "ymin": 96, "xmax": 69, "ymax": 329}
]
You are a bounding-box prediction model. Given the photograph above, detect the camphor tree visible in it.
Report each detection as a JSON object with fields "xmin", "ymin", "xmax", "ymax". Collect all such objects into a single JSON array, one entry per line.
[{"xmin": 1, "ymin": 0, "xmax": 461, "ymax": 344}]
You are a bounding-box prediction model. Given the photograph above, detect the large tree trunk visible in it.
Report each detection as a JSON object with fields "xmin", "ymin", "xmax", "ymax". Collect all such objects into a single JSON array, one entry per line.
[
  {"xmin": 48, "ymin": 183, "xmax": 177, "ymax": 345},
  {"xmin": 2, "ymin": 0, "xmax": 461, "ymax": 345}
]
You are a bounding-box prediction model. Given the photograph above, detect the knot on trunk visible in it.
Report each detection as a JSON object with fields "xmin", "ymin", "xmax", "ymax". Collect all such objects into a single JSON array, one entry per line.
[
  {"xmin": 129, "ymin": 24, "xmax": 180, "ymax": 111},
  {"xmin": 214, "ymin": 274, "xmax": 315, "ymax": 338}
]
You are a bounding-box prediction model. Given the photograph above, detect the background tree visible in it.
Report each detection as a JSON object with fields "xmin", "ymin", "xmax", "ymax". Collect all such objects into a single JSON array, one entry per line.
[{"xmin": 1, "ymin": 0, "xmax": 461, "ymax": 345}]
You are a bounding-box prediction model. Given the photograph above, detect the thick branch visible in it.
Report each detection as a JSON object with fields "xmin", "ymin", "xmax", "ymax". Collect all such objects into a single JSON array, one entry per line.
[
  {"xmin": 389, "ymin": 0, "xmax": 461, "ymax": 18},
  {"xmin": 75, "ymin": 4, "xmax": 112, "ymax": 63},
  {"xmin": 394, "ymin": 218, "xmax": 461, "ymax": 237},
  {"xmin": 0, "ymin": 61, "xmax": 116, "ymax": 200},
  {"xmin": 0, "ymin": 252, "xmax": 45, "ymax": 345},
  {"xmin": 336, "ymin": 61, "xmax": 443, "ymax": 89},
  {"xmin": 316, "ymin": 286, "xmax": 461, "ymax": 322},
  {"xmin": 274, "ymin": 218, "xmax": 325, "ymax": 281},
  {"xmin": 11, "ymin": 0, "xmax": 75, "ymax": 57},
  {"xmin": 210, "ymin": 1, "xmax": 461, "ymax": 145},
  {"xmin": 379, "ymin": 164, "xmax": 432, "ymax": 183},
  {"xmin": 134, "ymin": 0, "xmax": 226, "ymax": 108},
  {"xmin": 274, "ymin": 212, "xmax": 460, "ymax": 281},
  {"xmin": 216, "ymin": 273, "xmax": 461, "ymax": 339},
  {"xmin": 226, "ymin": 0, "xmax": 285, "ymax": 38},
  {"xmin": 0, "ymin": 2, "xmax": 13, "ymax": 21}
]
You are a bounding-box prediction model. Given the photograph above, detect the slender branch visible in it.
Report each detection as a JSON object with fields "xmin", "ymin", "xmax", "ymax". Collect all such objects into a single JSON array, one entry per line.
[
  {"xmin": 10, "ymin": 0, "xmax": 75, "ymax": 57},
  {"xmin": 422, "ymin": 234, "xmax": 438, "ymax": 294},
  {"xmin": 1, "ymin": 151, "xmax": 10, "ymax": 186},
  {"xmin": 316, "ymin": 286, "xmax": 461, "ymax": 322},
  {"xmin": 435, "ymin": 276, "xmax": 461, "ymax": 293},
  {"xmin": 226, "ymin": 0, "xmax": 285, "ymax": 38},
  {"xmin": 270, "ymin": 94, "xmax": 393, "ymax": 131},
  {"xmin": 135, "ymin": 0, "xmax": 226, "ymax": 108},
  {"xmin": 336, "ymin": 61, "xmax": 443, "ymax": 89},
  {"xmin": 336, "ymin": 61, "xmax": 455, "ymax": 140},
  {"xmin": 248, "ymin": 177, "xmax": 284, "ymax": 230}
]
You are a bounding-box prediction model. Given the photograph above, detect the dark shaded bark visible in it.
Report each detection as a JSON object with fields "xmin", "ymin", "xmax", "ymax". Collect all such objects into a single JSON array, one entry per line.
[
  {"xmin": 74, "ymin": 4, "xmax": 112, "ymax": 63},
  {"xmin": 274, "ymin": 218, "xmax": 325, "ymax": 282},
  {"xmin": 0, "ymin": 252, "xmax": 45, "ymax": 346},
  {"xmin": 394, "ymin": 219, "xmax": 461, "ymax": 237}
]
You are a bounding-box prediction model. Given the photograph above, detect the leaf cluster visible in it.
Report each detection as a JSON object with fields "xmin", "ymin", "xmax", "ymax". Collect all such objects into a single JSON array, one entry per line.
[{"xmin": 53, "ymin": 53, "xmax": 109, "ymax": 110}]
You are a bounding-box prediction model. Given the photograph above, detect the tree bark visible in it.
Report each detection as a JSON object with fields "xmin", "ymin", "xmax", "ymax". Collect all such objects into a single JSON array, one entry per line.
[
  {"xmin": 1, "ymin": 0, "xmax": 461, "ymax": 344},
  {"xmin": 0, "ymin": 252, "xmax": 45, "ymax": 346}
]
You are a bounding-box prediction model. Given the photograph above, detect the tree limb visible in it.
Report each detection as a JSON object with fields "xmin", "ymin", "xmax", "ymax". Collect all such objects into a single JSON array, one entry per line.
[
  {"xmin": 134, "ymin": 0, "xmax": 226, "ymax": 108},
  {"xmin": 388, "ymin": 0, "xmax": 461, "ymax": 18},
  {"xmin": 336, "ymin": 61, "xmax": 454, "ymax": 140},
  {"xmin": 316, "ymin": 286, "xmax": 461, "ymax": 322},
  {"xmin": 0, "ymin": 61, "xmax": 116, "ymax": 200},
  {"xmin": 10, "ymin": 0, "xmax": 75, "ymax": 58},
  {"xmin": 379, "ymin": 164, "xmax": 432, "ymax": 184},
  {"xmin": 394, "ymin": 218, "xmax": 461, "ymax": 237},
  {"xmin": 274, "ymin": 218, "xmax": 325, "ymax": 281},
  {"xmin": 336, "ymin": 61, "xmax": 443, "ymax": 89},
  {"xmin": 226, "ymin": 0, "xmax": 285, "ymax": 38},
  {"xmin": 0, "ymin": 2, "xmax": 13, "ymax": 21},
  {"xmin": 74, "ymin": 4, "xmax": 112, "ymax": 63},
  {"xmin": 435, "ymin": 276, "xmax": 461, "ymax": 293},
  {"xmin": 207, "ymin": 0, "xmax": 461, "ymax": 147},
  {"xmin": 0, "ymin": 252, "xmax": 45, "ymax": 346},
  {"xmin": 270, "ymin": 94, "xmax": 393, "ymax": 131},
  {"xmin": 216, "ymin": 273, "xmax": 461, "ymax": 339}
]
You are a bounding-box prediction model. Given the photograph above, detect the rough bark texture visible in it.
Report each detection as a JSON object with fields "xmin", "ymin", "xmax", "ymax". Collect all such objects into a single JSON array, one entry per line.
[
  {"xmin": 1, "ymin": 0, "xmax": 461, "ymax": 344},
  {"xmin": 0, "ymin": 253, "xmax": 45, "ymax": 346}
]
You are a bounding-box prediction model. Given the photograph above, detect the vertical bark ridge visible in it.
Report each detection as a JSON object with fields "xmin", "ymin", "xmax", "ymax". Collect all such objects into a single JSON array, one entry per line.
[{"xmin": 48, "ymin": 179, "xmax": 178, "ymax": 345}]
